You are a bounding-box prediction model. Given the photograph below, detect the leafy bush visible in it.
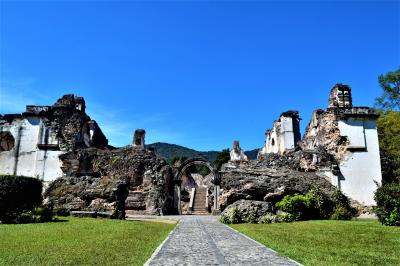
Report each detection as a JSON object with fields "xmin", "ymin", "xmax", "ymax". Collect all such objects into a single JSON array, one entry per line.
[
  {"xmin": 0, "ymin": 211, "xmax": 35, "ymax": 224},
  {"xmin": 33, "ymin": 206, "xmax": 54, "ymax": 222},
  {"xmin": 213, "ymin": 149, "xmax": 230, "ymax": 170},
  {"xmin": 275, "ymin": 189, "xmax": 357, "ymax": 222},
  {"xmin": 258, "ymin": 214, "xmax": 273, "ymax": 224},
  {"xmin": 330, "ymin": 189, "xmax": 357, "ymax": 220},
  {"xmin": 307, "ymin": 188, "xmax": 335, "ymax": 219},
  {"xmin": 278, "ymin": 212, "xmax": 296, "ymax": 223},
  {"xmin": 374, "ymin": 183, "xmax": 400, "ymax": 226},
  {"xmin": 330, "ymin": 206, "xmax": 354, "ymax": 220},
  {"xmin": 219, "ymin": 207, "xmax": 242, "ymax": 224},
  {"xmin": 275, "ymin": 194, "xmax": 312, "ymax": 221},
  {"xmin": 219, "ymin": 214, "xmax": 230, "ymax": 224},
  {"xmin": 0, "ymin": 175, "xmax": 42, "ymax": 223},
  {"xmin": 243, "ymin": 212, "xmax": 258, "ymax": 224}
]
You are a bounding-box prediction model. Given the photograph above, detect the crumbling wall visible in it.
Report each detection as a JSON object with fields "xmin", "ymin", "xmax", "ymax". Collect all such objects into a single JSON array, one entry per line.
[
  {"xmin": 45, "ymin": 147, "xmax": 175, "ymax": 215},
  {"xmin": 0, "ymin": 94, "xmax": 109, "ymax": 183},
  {"xmin": 259, "ymin": 110, "xmax": 301, "ymax": 157},
  {"xmin": 301, "ymin": 109, "xmax": 349, "ymax": 161},
  {"xmin": 299, "ymin": 85, "xmax": 382, "ymax": 205},
  {"xmin": 219, "ymin": 160, "xmax": 337, "ymax": 211}
]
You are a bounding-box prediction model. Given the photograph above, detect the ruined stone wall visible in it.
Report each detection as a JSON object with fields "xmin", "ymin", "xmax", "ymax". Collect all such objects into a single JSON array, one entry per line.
[
  {"xmin": 0, "ymin": 116, "xmax": 64, "ymax": 182},
  {"xmin": 219, "ymin": 160, "xmax": 337, "ymax": 211},
  {"xmin": 0, "ymin": 94, "xmax": 109, "ymax": 183},
  {"xmin": 301, "ymin": 105, "xmax": 382, "ymax": 205},
  {"xmin": 259, "ymin": 111, "xmax": 301, "ymax": 157},
  {"xmin": 45, "ymin": 148, "xmax": 175, "ymax": 215}
]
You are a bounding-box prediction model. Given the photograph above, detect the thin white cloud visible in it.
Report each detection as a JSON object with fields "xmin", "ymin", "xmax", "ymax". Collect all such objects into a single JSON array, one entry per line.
[{"xmin": 0, "ymin": 78, "xmax": 53, "ymax": 114}]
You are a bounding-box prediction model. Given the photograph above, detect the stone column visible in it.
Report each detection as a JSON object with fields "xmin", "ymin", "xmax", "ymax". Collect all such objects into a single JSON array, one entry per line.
[
  {"xmin": 174, "ymin": 180, "xmax": 182, "ymax": 215},
  {"xmin": 132, "ymin": 129, "xmax": 146, "ymax": 149},
  {"xmin": 213, "ymin": 185, "xmax": 221, "ymax": 215}
]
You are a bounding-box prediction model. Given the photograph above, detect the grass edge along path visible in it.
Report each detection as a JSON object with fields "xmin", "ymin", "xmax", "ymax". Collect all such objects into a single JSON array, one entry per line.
[
  {"xmin": 231, "ymin": 220, "xmax": 400, "ymax": 266},
  {"xmin": 0, "ymin": 217, "xmax": 176, "ymax": 266}
]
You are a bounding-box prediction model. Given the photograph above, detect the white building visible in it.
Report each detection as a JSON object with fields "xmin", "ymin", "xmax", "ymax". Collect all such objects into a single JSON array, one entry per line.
[
  {"xmin": 0, "ymin": 95, "xmax": 108, "ymax": 184},
  {"xmin": 258, "ymin": 110, "xmax": 301, "ymax": 156},
  {"xmin": 303, "ymin": 84, "xmax": 382, "ymax": 205},
  {"xmin": 0, "ymin": 111, "xmax": 64, "ymax": 182}
]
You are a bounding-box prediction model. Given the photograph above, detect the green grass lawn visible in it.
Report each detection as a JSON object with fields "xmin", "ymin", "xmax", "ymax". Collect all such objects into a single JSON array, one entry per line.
[
  {"xmin": 0, "ymin": 217, "xmax": 175, "ymax": 266},
  {"xmin": 231, "ymin": 220, "xmax": 400, "ymax": 266}
]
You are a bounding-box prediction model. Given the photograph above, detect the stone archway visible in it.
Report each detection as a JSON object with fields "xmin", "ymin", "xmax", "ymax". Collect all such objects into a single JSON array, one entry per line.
[{"xmin": 174, "ymin": 158, "xmax": 221, "ymax": 215}]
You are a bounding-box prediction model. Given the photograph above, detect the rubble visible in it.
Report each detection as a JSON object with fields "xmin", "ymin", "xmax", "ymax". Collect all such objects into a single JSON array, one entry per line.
[
  {"xmin": 45, "ymin": 147, "xmax": 174, "ymax": 216},
  {"xmin": 220, "ymin": 200, "xmax": 274, "ymax": 220},
  {"xmin": 218, "ymin": 160, "xmax": 337, "ymax": 210}
]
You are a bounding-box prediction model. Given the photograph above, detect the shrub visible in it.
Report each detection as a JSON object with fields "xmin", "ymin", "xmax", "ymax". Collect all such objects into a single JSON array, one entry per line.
[
  {"xmin": 278, "ymin": 212, "xmax": 296, "ymax": 223},
  {"xmin": 374, "ymin": 183, "xmax": 400, "ymax": 226},
  {"xmin": 243, "ymin": 212, "xmax": 258, "ymax": 224},
  {"xmin": 330, "ymin": 189, "xmax": 357, "ymax": 220},
  {"xmin": 330, "ymin": 206, "xmax": 354, "ymax": 220},
  {"xmin": 275, "ymin": 194, "xmax": 312, "ymax": 221},
  {"xmin": 0, "ymin": 211, "xmax": 35, "ymax": 224},
  {"xmin": 0, "ymin": 175, "xmax": 42, "ymax": 223},
  {"xmin": 219, "ymin": 214, "xmax": 230, "ymax": 224},
  {"xmin": 219, "ymin": 207, "xmax": 241, "ymax": 224},
  {"xmin": 33, "ymin": 206, "xmax": 54, "ymax": 222},
  {"xmin": 307, "ymin": 188, "xmax": 335, "ymax": 219},
  {"xmin": 258, "ymin": 214, "xmax": 273, "ymax": 224},
  {"xmin": 275, "ymin": 189, "xmax": 357, "ymax": 221}
]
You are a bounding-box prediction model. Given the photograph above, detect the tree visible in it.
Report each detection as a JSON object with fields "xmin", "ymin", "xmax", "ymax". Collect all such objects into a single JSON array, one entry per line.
[
  {"xmin": 375, "ymin": 68, "xmax": 400, "ymax": 183},
  {"xmin": 213, "ymin": 149, "xmax": 230, "ymax": 170},
  {"xmin": 375, "ymin": 67, "xmax": 400, "ymax": 111},
  {"xmin": 377, "ymin": 111, "xmax": 400, "ymax": 183}
]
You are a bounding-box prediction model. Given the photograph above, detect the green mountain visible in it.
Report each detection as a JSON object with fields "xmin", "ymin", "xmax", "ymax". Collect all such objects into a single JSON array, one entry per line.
[{"xmin": 146, "ymin": 142, "xmax": 258, "ymax": 162}]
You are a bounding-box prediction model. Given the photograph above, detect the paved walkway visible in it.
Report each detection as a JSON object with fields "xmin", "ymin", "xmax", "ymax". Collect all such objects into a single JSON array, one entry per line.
[{"xmin": 144, "ymin": 215, "xmax": 300, "ymax": 266}]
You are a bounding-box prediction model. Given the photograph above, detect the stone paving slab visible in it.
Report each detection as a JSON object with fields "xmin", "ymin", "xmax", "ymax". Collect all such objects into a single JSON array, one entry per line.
[{"xmin": 145, "ymin": 215, "xmax": 301, "ymax": 266}]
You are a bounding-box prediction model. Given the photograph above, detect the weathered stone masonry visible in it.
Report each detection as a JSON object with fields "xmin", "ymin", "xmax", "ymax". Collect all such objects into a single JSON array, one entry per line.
[
  {"xmin": 0, "ymin": 95, "xmax": 108, "ymax": 183},
  {"xmin": 257, "ymin": 84, "xmax": 382, "ymax": 205},
  {"xmin": 0, "ymin": 84, "xmax": 383, "ymax": 216}
]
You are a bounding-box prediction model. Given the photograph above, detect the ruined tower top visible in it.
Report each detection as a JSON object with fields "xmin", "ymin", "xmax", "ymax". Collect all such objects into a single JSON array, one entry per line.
[
  {"xmin": 53, "ymin": 94, "xmax": 86, "ymax": 112},
  {"xmin": 230, "ymin": 140, "xmax": 248, "ymax": 162},
  {"xmin": 132, "ymin": 129, "xmax": 146, "ymax": 149},
  {"xmin": 279, "ymin": 110, "xmax": 300, "ymax": 120},
  {"xmin": 328, "ymin": 83, "xmax": 352, "ymax": 108}
]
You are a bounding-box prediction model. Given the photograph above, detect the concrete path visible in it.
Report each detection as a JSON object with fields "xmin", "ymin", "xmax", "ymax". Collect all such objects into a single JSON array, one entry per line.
[{"xmin": 144, "ymin": 215, "xmax": 300, "ymax": 266}]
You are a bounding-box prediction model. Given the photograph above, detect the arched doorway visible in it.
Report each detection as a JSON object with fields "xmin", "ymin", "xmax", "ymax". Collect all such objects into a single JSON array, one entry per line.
[{"xmin": 174, "ymin": 158, "xmax": 221, "ymax": 215}]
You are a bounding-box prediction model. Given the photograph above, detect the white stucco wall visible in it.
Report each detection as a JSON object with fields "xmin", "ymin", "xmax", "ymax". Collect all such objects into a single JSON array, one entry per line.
[
  {"xmin": 266, "ymin": 127, "xmax": 280, "ymax": 154},
  {"xmin": 338, "ymin": 119, "xmax": 382, "ymax": 205},
  {"xmin": 280, "ymin": 117, "xmax": 296, "ymax": 151},
  {"xmin": 0, "ymin": 117, "xmax": 64, "ymax": 183}
]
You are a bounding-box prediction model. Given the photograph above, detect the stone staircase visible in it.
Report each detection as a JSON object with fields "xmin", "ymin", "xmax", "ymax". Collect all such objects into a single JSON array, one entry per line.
[{"xmin": 192, "ymin": 187, "xmax": 208, "ymax": 215}]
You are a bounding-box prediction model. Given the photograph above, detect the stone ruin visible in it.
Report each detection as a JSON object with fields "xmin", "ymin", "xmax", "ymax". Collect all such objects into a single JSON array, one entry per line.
[
  {"xmin": 0, "ymin": 84, "xmax": 383, "ymax": 217},
  {"xmin": 0, "ymin": 95, "xmax": 175, "ymax": 216},
  {"xmin": 254, "ymin": 83, "xmax": 381, "ymax": 206},
  {"xmin": 229, "ymin": 140, "xmax": 248, "ymax": 162},
  {"xmin": 0, "ymin": 94, "xmax": 108, "ymax": 182},
  {"xmin": 132, "ymin": 129, "xmax": 145, "ymax": 149},
  {"xmin": 258, "ymin": 110, "xmax": 301, "ymax": 156}
]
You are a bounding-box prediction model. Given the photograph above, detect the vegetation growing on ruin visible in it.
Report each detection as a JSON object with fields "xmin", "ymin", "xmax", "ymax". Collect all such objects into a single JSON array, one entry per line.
[
  {"xmin": 0, "ymin": 217, "xmax": 175, "ymax": 266},
  {"xmin": 213, "ymin": 148, "xmax": 230, "ymax": 170},
  {"xmin": 232, "ymin": 220, "xmax": 400, "ymax": 266}
]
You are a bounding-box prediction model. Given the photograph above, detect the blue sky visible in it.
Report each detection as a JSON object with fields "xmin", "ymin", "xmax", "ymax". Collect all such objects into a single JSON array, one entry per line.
[{"xmin": 1, "ymin": 1, "xmax": 399, "ymax": 151}]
